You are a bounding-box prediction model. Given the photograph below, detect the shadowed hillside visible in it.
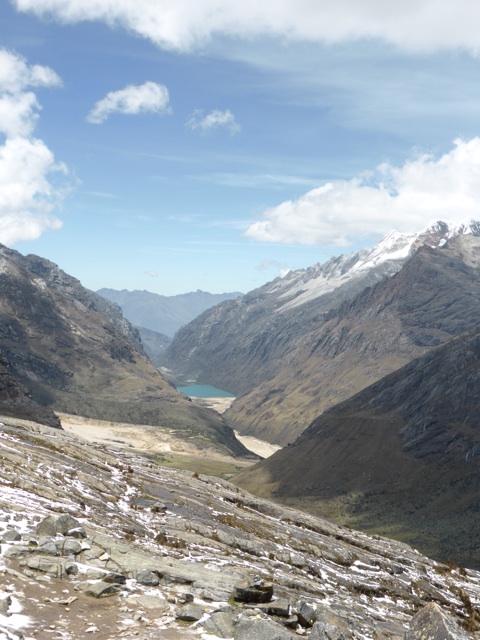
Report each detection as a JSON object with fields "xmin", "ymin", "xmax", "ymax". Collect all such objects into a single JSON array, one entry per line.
[
  {"xmin": 0, "ymin": 245, "xmax": 249, "ymax": 458},
  {"xmin": 236, "ymin": 325, "xmax": 480, "ymax": 568}
]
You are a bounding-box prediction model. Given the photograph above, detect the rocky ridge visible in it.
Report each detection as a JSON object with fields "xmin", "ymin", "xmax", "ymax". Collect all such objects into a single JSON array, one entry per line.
[
  {"xmin": 166, "ymin": 223, "xmax": 480, "ymax": 446},
  {"xmin": 0, "ymin": 245, "xmax": 248, "ymax": 458},
  {"xmin": 0, "ymin": 417, "xmax": 480, "ymax": 640}
]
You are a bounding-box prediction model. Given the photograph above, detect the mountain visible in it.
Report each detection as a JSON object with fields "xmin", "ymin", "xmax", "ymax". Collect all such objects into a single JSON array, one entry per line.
[
  {"xmin": 0, "ymin": 417, "xmax": 479, "ymax": 639},
  {"xmin": 0, "ymin": 245, "xmax": 249, "ymax": 458},
  {"xmin": 0, "ymin": 350, "xmax": 60, "ymax": 428},
  {"xmin": 236, "ymin": 323, "xmax": 480, "ymax": 569},
  {"xmin": 97, "ymin": 287, "xmax": 243, "ymax": 338},
  {"xmin": 165, "ymin": 221, "xmax": 480, "ymax": 445},
  {"xmin": 135, "ymin": 325, "xmax": 172, "ymax": 367}
]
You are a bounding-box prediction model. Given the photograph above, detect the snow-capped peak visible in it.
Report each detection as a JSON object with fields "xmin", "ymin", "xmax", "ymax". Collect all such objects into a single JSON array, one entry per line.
[{"xmin": 277, "ymin": 219, "xmax": 480, "ymax": 311}]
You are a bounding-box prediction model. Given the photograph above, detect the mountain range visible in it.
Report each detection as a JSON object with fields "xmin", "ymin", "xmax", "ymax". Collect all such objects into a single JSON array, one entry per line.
[
  {"xmin": 165, "ymin": 220, "xmax": 480, "ymax": 445},
  {"xmin": 97, "ymin": 287, "xmax": 242, "ymax": 338},
  {"xmin": 0, "ymin": 245, "xmax": 249, "ymax": 458}
]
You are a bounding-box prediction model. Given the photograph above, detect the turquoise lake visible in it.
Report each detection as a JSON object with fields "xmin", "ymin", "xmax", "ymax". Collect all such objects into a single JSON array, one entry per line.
[{"xmin": 177, "ymin": 384, "xmax": 235, "ymax": 398}]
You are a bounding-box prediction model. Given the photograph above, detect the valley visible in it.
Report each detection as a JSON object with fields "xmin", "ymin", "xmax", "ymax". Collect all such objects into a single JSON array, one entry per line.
[{"xmin": 0, "ymin": 222, "xmax": 479, "ymax": 638}]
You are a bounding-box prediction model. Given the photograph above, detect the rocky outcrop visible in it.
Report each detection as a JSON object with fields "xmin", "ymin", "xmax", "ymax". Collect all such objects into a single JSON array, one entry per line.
[
  {"xmin": 236, "ymin": 324, "xmax": 480, "ymax": 568},
  {"xmin": 0, "ymin": 417, "xmax": 479, "ymax": 639},
  {"xmin": 0, "ymin": 244, "xmax": 249, "ymax": 457}
]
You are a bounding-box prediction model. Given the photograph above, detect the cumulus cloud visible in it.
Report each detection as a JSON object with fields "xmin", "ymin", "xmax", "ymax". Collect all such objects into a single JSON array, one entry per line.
[
  {"xmin": 87, "ymin": 81, "xmax": 170, "ymax": 124},
  {"xmin": 245, "ymin": 138, "xmax": 480, "ymax": 246},
  {"xmin": 0, "ymin": 49, "xmax": 68, "ymax": 245},
  {"xmin": 186, "ymin": 109, "xmax": 240, "ymax": 134},
  {"xmin": 11, "ymin": 0, "xmax": 480, "ymax": 54}
]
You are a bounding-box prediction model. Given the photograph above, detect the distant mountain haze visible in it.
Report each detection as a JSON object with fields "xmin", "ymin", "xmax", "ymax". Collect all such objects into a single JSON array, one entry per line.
[{"xmin": 97, "ymin": 288, "xmax": 243, "ymax": 338}]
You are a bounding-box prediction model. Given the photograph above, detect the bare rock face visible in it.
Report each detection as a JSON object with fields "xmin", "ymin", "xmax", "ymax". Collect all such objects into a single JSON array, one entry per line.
[
  {"xmin": 0, "ymin": 418, "xmax": 479, "ymax": 639},
  {"xmin": 406, "ymin": 603, "xmax": 473, "ymax": 640}
]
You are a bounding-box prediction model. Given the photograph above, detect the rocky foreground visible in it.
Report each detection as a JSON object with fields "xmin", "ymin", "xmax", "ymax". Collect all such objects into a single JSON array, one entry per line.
[{"xmin": 0, "ymin": 418, "xmax": 479, "ymax": 640}]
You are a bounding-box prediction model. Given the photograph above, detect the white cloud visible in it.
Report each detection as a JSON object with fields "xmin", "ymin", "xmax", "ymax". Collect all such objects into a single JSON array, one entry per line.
[
  {"xmin": 245, "ymin": 138, "xmax": 480, "ymax": 246},
  {"xmin": 11, "ymin": 0, "xmax": 480, "ymax": 54},
  {"xmin": 0, "ymin": 49, "xmax": 68, "ymax": 245},
  {"xmin": 186, "ymin": 109, "xmax": 240, "ymax": 135},
  {"xmin": 87, "ymin": 81, "xmax": 170, "ymax": 124}
]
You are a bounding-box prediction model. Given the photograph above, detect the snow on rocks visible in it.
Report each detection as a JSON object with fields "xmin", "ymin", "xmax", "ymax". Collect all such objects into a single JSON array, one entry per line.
[{"xmin": 0, "ymin": 418, "xmax": 479, "ymax": 639}]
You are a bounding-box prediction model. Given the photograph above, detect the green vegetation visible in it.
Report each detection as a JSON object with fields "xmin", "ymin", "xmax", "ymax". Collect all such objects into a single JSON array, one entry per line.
[{"xmin": 147, "ymin": 453, "xmax": 249, "ymax": 480}]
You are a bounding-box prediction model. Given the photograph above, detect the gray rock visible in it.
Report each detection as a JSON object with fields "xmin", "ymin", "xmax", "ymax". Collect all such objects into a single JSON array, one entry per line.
[
  {"xmin": 1, "ymin": 529, "xmax": 21, "ymax": 542},
  {"xmin": 405, "ymin": 602, "xmax": 472, "ymax": 640},
  {"xmin": 203, "ymin": 610, "xmax": 236, "ymax": 638},
  {"xmin": 0, "ymin": 595, "xmax": 12, "ymax": 616},
  {"xmin": 234, "ymin": 617, "xmax": 296, "ymax": 639},
  {"xmin": 176, "ymin": 603, "xmax": 204, "ymax": 622},
  {"xmin": 135, "ymin": 569, "xmax": 160, "ymax": 586},
  {"xmin": 309, "ymin": 606, "xmax": 351, "ymax": 640},
  {"xmin": 36, "ymin": 514, "xmax": 81, "ymax": 537},
  {"xmin": 84, "ymin": 581, "xmax": 122, "ymax": 598},
  {"xmin": 247, "ymin": 599, "xmax": 292, "ymax": 618},
  {"xmin": 127, "ymin": 595, "xmax": 170, "ymax": 613},
  {"xmin": 103, "ymin": 572, "xmax": 126, "ymax": 584},
  {"xmin": 26, "ymin": 557, "xmax": 78, "ymax": 579},
  {"xmin": 234, "ymin": 579, "xmax": 274, "ymax": 603},
  {"xmin": 296, "ymin": 600, "xmax": 316, "ymax": 627},
  {"xmin": 2, "ymin": 545, "xmax": 34, "ymax": 558}
]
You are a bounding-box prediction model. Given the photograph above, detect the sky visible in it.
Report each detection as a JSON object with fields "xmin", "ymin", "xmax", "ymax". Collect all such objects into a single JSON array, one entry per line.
[{"xmin": 3, "ymin": 1, "xmax": 480, "ymax": 295}]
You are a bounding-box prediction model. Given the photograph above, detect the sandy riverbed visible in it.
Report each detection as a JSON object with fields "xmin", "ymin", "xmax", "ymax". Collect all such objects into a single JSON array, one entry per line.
[{"xmin": 58, "ymin": 397, "xmax": 280, "ymax": 460}]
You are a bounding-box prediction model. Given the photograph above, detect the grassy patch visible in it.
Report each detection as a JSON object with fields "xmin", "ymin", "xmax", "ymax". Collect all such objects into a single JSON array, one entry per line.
[{"xmin": 147, "ymin": 453, "xmax": 248, "ymax": 480}]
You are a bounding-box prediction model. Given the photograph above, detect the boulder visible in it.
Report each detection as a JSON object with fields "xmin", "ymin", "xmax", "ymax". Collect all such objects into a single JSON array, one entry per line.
[
  {"xmin": 309, "ymin": 606, "xmax": 351, "ymax": 640},
  {"xmin": 234, "ymin": 579, "xmax": 274, "ymax": 603},
  {"xmin": 203, "ymin": 610, "xmax": 236, "ymax": 638},
  {"xmin": 1, "ymin": 529, "xmax": 21, "ymax": 542},
  {"xmin": 84, "ymin": 581, "xmax": 122, "ymax": 598},
  {"xmin": 175, "ymin": 604, "xmax": 204, "ymax": 622},
  {"xmin": 405, "ymin": 602, "xmax": 472, "ymax": 640},
  {"xmin": 36, "ymin": 514, "xmax": 81, "ymax": 537},
  {"xmin": 135, "ymin": 569, "xmax": 160, "ymax": 586},
  {"xmin": 234, "ymin": 616, "xmax": 296, "ymax": 639}
]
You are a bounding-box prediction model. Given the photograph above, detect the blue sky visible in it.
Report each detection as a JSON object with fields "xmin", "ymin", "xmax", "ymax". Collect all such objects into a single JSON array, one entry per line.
[{"xmin": 3, "ymin": 1, "xmax": 480, "ymax": 294}]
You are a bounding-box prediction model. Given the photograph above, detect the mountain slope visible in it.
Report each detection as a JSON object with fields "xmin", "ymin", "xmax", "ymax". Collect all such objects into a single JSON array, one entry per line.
[
  {"xmin": 236, "ymin": 324, "xmax": 480, "ymax": 568},
  {"xmin": 0, "ymin": 245, "xmax": 249, "ymax": 457},
  {"xmin": 166, "ymin": 221, "xmax": 480, "ymax": 446},
  {"xmin": 1, "ymin": 417, "xmax": 479, "ymax": 639},
  {"xmin": 226, "ymin": 233, "xmax": 480, "ymax": 444},
  {"xmin": 164, "ymin": 227, "xmax": 429, "ymax": 395},
  {"xmin": 0, "ymin": 350, "xmax": 60, "ymax": 428},
  {"xmin": 97, "ymin": 287, "xmax": 243, "ymax": 338}
]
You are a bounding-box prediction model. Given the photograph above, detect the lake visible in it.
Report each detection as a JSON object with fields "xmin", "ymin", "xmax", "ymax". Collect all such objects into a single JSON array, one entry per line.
[{"xmin": 177, "ymin": 384, "xmax": 235, "ymax": 398}]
